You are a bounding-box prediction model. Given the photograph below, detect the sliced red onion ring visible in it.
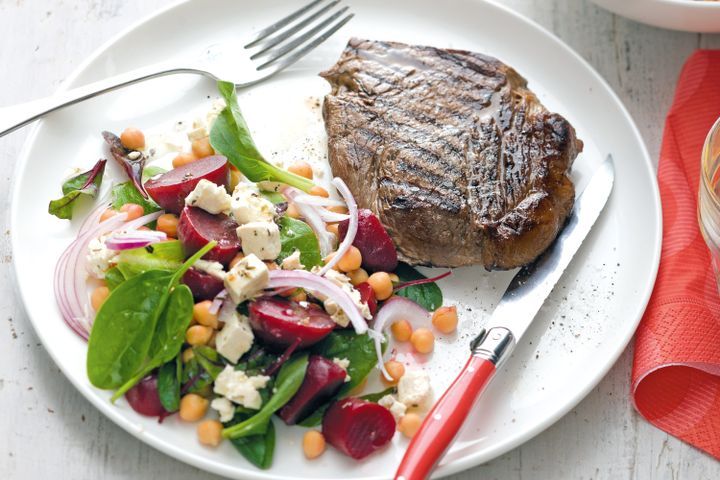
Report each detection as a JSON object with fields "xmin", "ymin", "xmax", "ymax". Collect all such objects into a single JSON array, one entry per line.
[
  {"xmin": 370, "ymin": 296, "xmax": 431, "ymax": 380},
  {"xmin": 209, "ymin": 289, "xmax": 228, "ymax": 315},
  {"xmin": 282, "ymin": 187, "xmax": 335, "ymax": 257},
  {"xmin": 105, "ymin": 230, "xmax": 167, "ymax": 250},
  {"xmin": 316, "ymin": 209, "xmax": 350, "ymax": 223},
  {"xmin": 318, "ymin": 178, "xmax": 358, "ymax": 276},
  {"xmin": 266, "ymin": 269, "xmax": 368, "ymax": 334},
  {"xmin": 123, "ymin": 210, "xmax": 164, "ymax": 231},
  {"xmin": 294, "ymin": 194, "xmax": 346, "ymax": 208}
]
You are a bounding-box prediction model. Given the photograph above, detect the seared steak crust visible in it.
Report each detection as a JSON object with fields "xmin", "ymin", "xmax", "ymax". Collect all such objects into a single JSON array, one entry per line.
[{"xmin": 321, "ymin": 38, "xmax": 582, "ymax": 269}]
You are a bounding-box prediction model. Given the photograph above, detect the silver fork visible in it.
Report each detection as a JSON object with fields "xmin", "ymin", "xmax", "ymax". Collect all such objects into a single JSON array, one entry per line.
[{"xmin": 0, "ymin": 0, "xmax": 353, "ymax": 137}]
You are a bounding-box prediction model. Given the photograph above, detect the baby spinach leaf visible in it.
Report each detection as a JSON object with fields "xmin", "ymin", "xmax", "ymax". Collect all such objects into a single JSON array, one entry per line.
[
  {"xmin": 193, "ymin": 345, "xmax": 225, "ymax": 380},
  {"xmin": 229, "ymin": 417, "xmax": 276, "ymax": 469},
  {"xmin": 157, "ymin": 357, "xmax": 181, "ymax": 412},
  {"xmin": 115, "ymin": 241, "xmax": 184, "ymax": 279},
  {"xmin": 210, "ymin": 80, "xmax": 314, "ymax": 193},
  {"xmin": 223, "ymin": 353, "xmax": 309, "ymax": 440},
  {"xmin": 299, "ymin": 332, "xmax": 383, "ymax": 427},
  {"xmin": 48, "ymin": 159, "xmax": 106, "ymax": 220},
  {"xmin": 142, "ymin": 165, "xmax": 167, "ymax": 182},
  {"xmin": 104, "ymin": 266, "xmax": 126, "ymax": 291},
  {"xmin": 361, "ymin": 387, "xmax": 397, "ymax": 403},
  {"xmin": 261, "ymin": 190, "xmax": 285, "ymax": 204},
  {"xmin": 111, "ymin": 181, "xmax": 161, "ymax": 215},
  {"xmin": 276, "ymin": 216, "xmax": 322, "ymax": 269},
  {"xmin": 181, "ymin": 357, "xmax": 214, "ymax": 396},
  {"xmin": 394, "ymin": 263, "xmax": 443, "ymax": 311}
]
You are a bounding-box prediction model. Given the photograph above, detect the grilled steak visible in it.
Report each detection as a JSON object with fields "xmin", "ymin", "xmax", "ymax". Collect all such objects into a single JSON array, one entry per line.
[{"xmin": 320, "ymin": 38, "xmax": 582, "ymax": 270}]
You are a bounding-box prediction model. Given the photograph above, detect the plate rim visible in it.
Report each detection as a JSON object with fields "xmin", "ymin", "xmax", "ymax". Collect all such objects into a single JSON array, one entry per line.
[{"xmin": 9, "ymin": 0, "xmax": 663, "ymax": 478}]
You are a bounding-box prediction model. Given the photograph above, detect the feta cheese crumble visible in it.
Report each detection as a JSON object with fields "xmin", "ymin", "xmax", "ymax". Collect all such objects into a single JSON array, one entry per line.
[
  {"xmin": 311, "ymin": 267, "xmax": 372, "ymax": 326},
  {"xmin": 281, "ymin": 249, "xmax": 305, "ymax": 271},
  {"xmin": 237, "ymin": 221, "xmax": 281, "ymax": 261},
  {"xmin": 230, "ymin": 182, "xmax": 275, "ymax": 224},
  {"xmin": 86, "ymin": 236, "xmax": 118, "ymax": 279},
  {"xmin": 210, "ymin": 397, "xmax": 235, "ymax": 423},
  {"xmin": 224, "ymin": 254, "xmax": 269, "ymax": 304},
  {"xmin": 398, "ymin": 369, "xmax": 432, "ymax": 407},
  {"xmin": 379, "ymin": 394, "xmax": 407, "ymax": 421},
  {"xmin": 214, "ymin": 366, "xmax": 270, "ymax": 410},
  {"xmin": 192, "ymin": 259, "xmax": 226, "ymax": 280},
  {"xmin": 184, "ymin": 179, "xmax": 232, "ymax": 215},
  {"xmin": 332, "ymin": 357, "xmax": 351, "ymax": 382},
  {"xmin": 215, "ymin": 302, "xmax": 254, "ymax": 363}
]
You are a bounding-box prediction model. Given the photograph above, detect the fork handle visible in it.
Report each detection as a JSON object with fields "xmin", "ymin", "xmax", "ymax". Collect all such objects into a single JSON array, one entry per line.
[
  {"xmin": 395, "ymin": 356, "xmax": 497, "ymax": 480},
  {"xmin": 0, "ymin": 62, "xmax": 200, "ymax": 138}
]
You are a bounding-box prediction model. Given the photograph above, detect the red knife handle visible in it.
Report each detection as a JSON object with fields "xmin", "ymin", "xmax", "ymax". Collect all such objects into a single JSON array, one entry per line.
[{"xmin": 394, "ymin": 327, "xmax": 513, "ymax": 480}]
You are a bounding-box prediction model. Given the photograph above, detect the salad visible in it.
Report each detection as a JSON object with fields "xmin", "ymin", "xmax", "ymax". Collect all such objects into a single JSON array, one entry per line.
[{"xmin": 49, "ymin": 80, "xmax": 457, "ymax": 467}]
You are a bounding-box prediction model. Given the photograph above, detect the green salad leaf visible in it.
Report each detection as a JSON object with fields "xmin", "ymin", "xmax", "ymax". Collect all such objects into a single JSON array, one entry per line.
[
  {"xmin": 111, "ymin": 181, "xmax": 161, "ymax": 215},
  {"xmin": 276, "ymin": 216, "xmax": 322, "ymax": 269},
  {"xmin": 193, "ymin": 345, "xmax": 225, "ymax": 380},
  {"xmin": 394, "ymin": 263, "xmax": 444, "ymax": 311},
  {"xmin": 142, "ymin": 165, "xmax": 167, "ymax": 182},
  {"xmin": 115, "ymin": 241, "xmax": 184, "ymax": 279},
  {"xmin": 229, "ymin": 417, "xmax": 276, "ymax": 469},
  {"xmin": 222, "ymin": 353, "xmax": 309, "ymax": 440},
  {"xmin": 261, "ymin": 190, "xmax": 286, "ymax": 204},
  {"xmin": 361, "ymin": 387, "xmax": 397, "ymax": 403},
  {"xmin": 49, "ymin": 159, "xmax": 106, "ymax": 220},
  {"xmin": 209, "ymin": 80, "xmax": 314, "ymax": 193},
  {"xmin": 87, "ymin": 242, "xmax": 216, "ymax": 399},
  {"xmin": 104, "ymin": 266, "xmax": 126, "ymax": 291},
  {"xmin": 299, "ymin": 331, "xmax": 381, "ymax": 427},
  {"xmin": 157, "ymin": 357, "xmax": 182, "ymax": 412}
]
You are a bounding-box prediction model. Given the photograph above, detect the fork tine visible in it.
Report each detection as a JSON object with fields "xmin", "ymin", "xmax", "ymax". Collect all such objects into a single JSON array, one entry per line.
[
  {"xmin": 245, "ymin": 0, "xmax": 325, "ymax": 48},
  {"xmin": 249, "ymin": 0, "xmax": 341, "ymax": 56},
  {"xmin": 254, "ymin": 7, "xmax": 350, "ymax": 65},
  {"xmin": 256, "ymin": 13, "xmax": 354, "ymax": 72}
]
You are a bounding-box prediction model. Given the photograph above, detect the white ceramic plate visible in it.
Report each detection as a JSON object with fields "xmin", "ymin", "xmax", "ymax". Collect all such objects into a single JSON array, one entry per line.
[
  {"xmin": 11, "ymin": 0, "xmax": 661, "ymax": 479},
  {"xmin": 591, "ymin": 0, "xmax": 720, "ymax": 33}
]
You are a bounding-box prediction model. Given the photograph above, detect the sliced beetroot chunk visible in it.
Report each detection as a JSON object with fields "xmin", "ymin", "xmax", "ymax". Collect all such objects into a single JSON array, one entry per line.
[
  {"xmin": 181, "ymin": 268, "xmax": 225, "ymax": 301},
  {"xmin": 278, "ymin": 355, "xmax": 347, "ymax": 425},
  {"xmin": 322, "ymin": 397, "xmax": 396, "ymax": 460},
  {"xmin": 339, "ymin": 209, "xmax": 398, "ymax": 272},
  {"xmin": 355, "ymin": 282, "xmax": 377, "ymax": 316},
  {"xmin": 145, "ymin": 155, "xmax": 229, "ymax": 214},
  {"xmin": 125, "ymin": 375, "xmax": 167, "ymax": 417},
  {"xmin": 248, "ymin": 297, "xmax": 335, "ymax": 349},
  {"xmin": 177, "ymin": 206, "xmax": 240, "ymax": 265}
]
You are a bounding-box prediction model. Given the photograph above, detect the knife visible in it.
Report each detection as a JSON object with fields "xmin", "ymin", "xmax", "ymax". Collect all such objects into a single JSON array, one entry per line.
[{"xmin": 394, "ymin": 156, "xmax": 615, "ymax": 480}]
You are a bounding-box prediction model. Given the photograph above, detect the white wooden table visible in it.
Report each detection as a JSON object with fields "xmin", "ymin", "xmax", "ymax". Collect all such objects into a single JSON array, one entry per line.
[{"xmin": 1, "ymin": 1, "xmax": 719, "ymax": 478}]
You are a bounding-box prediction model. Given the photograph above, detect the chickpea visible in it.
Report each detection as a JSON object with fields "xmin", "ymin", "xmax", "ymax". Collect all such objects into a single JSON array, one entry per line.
[
  {"xmin": 389, "ymin": 273, "xmax": 400, "ymax": 284},
  {"xmin": 398, "ymin": 413, "xmax": 423, "ymax": 438},
  {"xmin": 191, "ymin": 137, "xmax": 214, "ymax": 158},
  {"xmin": 179, "ymin": 393, "xmax": 209, "ymax": 422},
  {"xmin": 337, "ymin": 246, "xmax": 362, "ymax": 272},
  {"xmin": 264, "ymin": 261, "xmax": 279, "ymax": 271},
  {"xmin": 197, "ymin": 419, "xmax": 223, "ymax": 447},
  {"xmin": 99, "ymin": 208, "xmax": 118, "ymax": 222},
  {"xmin": 120, "ymin": 203, "xmax": 144, "ymax": 221},
  {"xmin": 348, "ymin": 268, "xmax": 369, "ymax": 286},
  {"xmin": 410, "ymin": 328, "xmax": 435, "ymax": 354},
  {"xmin": 181, "ymin": 348, "xmax": 195, "ymax": 363},
  {"xmin": 302, "ymin": 430, "xmax": 326, "ymax": 459},
  {"xmin": 432, "ymin": 306, "xmax": 458, "ymax": 334},
  {"xmin": 286, "ymin": 202, "xmax": 301, "ymax": 219},
  {"xmin": 322, "ymin": 252, "xmax": 340, "ymax": 271},
  {"xmin": 120, "ymin": 127, "xmax": 145, "ymax": 150},
  {"xmin": 289, "ymin": 289, "xmax": 308, "ymax": 303},
  {"xmin": 229, "ymin": 169, "xmax": 243, "ymax": 191},
  {"xmin": 382, "ymin": 360, "xmax": 405, "ymax": 385},
  {"xmin": 328, "ymin": 205, "xmax": 349, "ymax": 215},
  {"xmin": 390, "ymin": 319, "xmax": 412, "ymax": 342},
  {"xmin": 367, "ymin": 272, "xmax": 393, "ymax": 301},
  {"xmin": 229, "ymin": 253, "xmax": 245, "ymax": 269},
  {"xmin": 326, "ymin": 223, "xmax": 339, "ymax": 237},
  {"xmin": 91, "ymin": 286, "xmax": 110, "ymax": 311},
  {"xmin": 288, "ymin": 161, "xmax": 313, "ymax": 180},
  {"xmin": 156, "ymin": 213, "xmax": 179, "ymax": 238},
  {"xmin": 186, "ymin": 325, "xmax": 213, "ymax": 346},
  {"xmin": 193, "ymin": 301, "xmax": 219, "ymax": 329},
  {"xmin": 172, "ymin": 152, "xmax": 197, "ymax": 168},
  {"xmin": 309, "ymin": 185, "xmax": 329, "ymax": 198}
]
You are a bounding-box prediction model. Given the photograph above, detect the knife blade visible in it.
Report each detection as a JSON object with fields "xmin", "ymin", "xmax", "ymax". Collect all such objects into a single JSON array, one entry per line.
[{"xmin": 395, "ymin": 156, "xmax": 615, "ymax": 480}]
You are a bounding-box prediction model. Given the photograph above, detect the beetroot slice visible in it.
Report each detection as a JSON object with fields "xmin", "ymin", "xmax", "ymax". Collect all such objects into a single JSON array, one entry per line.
[
  {"xmin": 278, "ymin": 355, "xmax": 346, "ymax": 425},
  {"xmin": 125, "ymin": 375, "xmax": 167, "ymax": 417},
  {"xmin": 339, "ymin": 209, "xmax": 398, "ymax": 272},
  {"xmin": 181, "ymin": 268, "xmax": 225, "ymax": 301},
  {"xmin": 145, "ymin": 155, "xmax": 229, "ymax": 214},
  {"xmin": 355, "ymin": 282, "xmax": 377, "ymax": 316},
  {"xmin": 177, "ymin": 206, "xmax": 240, "ymax": 266},
  {"xmin": 248, "ymin": 297, "xmax": 335, "ymax": 349},
  {"xmin": 322, "ymin": 397, "xmax": 396, "ymax": 459}
]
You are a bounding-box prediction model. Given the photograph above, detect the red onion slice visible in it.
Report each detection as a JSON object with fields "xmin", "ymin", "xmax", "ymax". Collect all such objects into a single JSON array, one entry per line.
[
  {"xmin": 283, "ymin": 187, "xmax": 335, "ymax": 257},
  {"xmin": 208, "ymin": 289, "xmax": 228, "ymax": 315},
  {"xmin": 266, "ymin": 269, "xmax": 368, "ymax": 334},
  {"xmin": 318, "ymin": 178, "xmax": 358, "ymax": 276},
  {"xmin": 316, "ymin": 209, "xmax": 350, "ymax": 223},
  {"xmin": 105, "ymin": 230, "xmax": 168, "ymax": 250},
  {"xmin": 370, "ymin": 296, "xmax": 431, "ymax": 379},
  {"xmin": 294, "ymin": 194, "xmax": 346, "ymax": 208}
]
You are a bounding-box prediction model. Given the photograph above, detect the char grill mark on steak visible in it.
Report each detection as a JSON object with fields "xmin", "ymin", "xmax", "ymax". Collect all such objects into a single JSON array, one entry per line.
[{"xmin": 321, "ymin": 38, "xmax": 582, "ymax": 269}]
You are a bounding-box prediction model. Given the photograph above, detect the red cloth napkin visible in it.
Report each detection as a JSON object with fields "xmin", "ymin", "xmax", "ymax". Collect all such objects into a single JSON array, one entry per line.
[{"xmin": 632, "ymin": 50, "xmax": 720, "ymax": 459}]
